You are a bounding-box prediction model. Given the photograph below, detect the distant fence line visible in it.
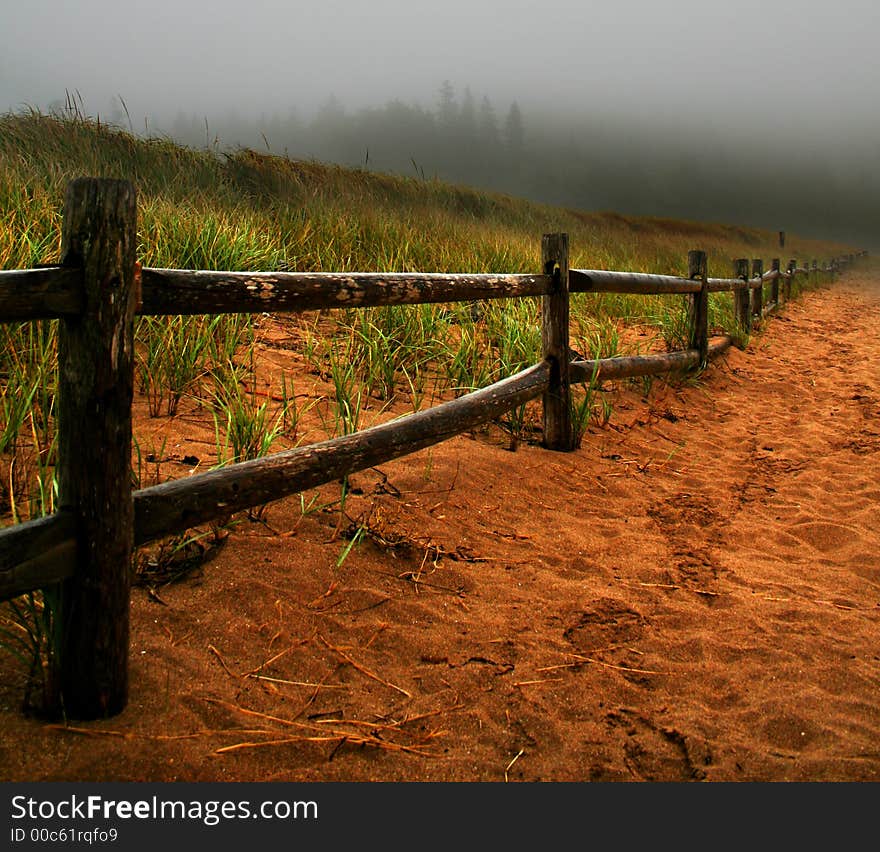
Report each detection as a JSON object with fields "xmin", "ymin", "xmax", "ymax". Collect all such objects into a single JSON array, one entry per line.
[{"xmin": 0, "ymin": 177, "xmax": 865, "ymax": 719}]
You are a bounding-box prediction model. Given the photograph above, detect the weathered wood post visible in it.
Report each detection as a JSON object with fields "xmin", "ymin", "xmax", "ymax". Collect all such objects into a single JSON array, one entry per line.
[
  {"xmin": 541, "ymin": 233, "xmax": 572, "ymax": 451},
  {"xmin": 57, "ymin": 178, "xmax": 137, "ymax": 718},
  {"xmin": 733, "ymin": 258, "xmax": 750, "ymax": 335},
  {"xmin": 687, "ymin": 250, "xmax": 709, "ymax": 367},
  {"xmin": 770, "ymin": 258, "xmax": 781, "ymax": 305},
  {"xmin": 786, "ymin": 259, "xmax": 796, "ymax": 301},
  {"xmin": 751, "ymin": 258, "xmax": 764, "ymax": 320},
  {"xmin": 811, "ymin": 259, "xmax": 818, "ymax": 284}
]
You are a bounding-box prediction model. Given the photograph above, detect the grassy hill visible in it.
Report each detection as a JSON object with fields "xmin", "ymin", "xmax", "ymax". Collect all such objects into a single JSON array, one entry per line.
[
  {"xmin": 0, "ymin": 110, "xmax": 862, "ymax": 714},
  {"xmin": 0, "ymin": 110, "xmax": 857, "ymax": 527},
  {"xmin": 1, "ymin": 111, "xmax": 852, "ymax": 276}
]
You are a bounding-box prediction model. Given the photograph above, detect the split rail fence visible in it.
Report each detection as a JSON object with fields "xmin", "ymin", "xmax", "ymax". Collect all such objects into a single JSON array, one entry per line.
[{"xmin": 0, "ymin": 177, "xmax": 864, "ymax": 718}]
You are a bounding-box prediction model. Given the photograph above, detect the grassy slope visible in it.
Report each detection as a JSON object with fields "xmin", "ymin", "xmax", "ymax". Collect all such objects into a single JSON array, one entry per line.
[
  {"xmin": 0, "ymin": 110, "xmax": 859, "ymax": 526},
  {"xmin": 0, "ymin": 112, "xmax": 862, "ymax": 707},
  {"xmin": 0, "ymin": 111, "xmax": 852, "ymax": 276}
]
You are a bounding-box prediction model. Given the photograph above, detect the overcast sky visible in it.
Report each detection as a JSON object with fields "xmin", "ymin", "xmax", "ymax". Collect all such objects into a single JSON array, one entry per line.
[
  {"xmin": 2, "ymin": 0, "xmax": 876, "ymax": 132},
  {"xmin": 2, "ymin": 0, "xmax": 878, "ymax": 244}
]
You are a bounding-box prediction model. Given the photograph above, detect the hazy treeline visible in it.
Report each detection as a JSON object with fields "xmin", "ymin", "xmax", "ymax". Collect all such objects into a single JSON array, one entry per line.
[
  {"xmin": 160, "ymin": 84, "xmax": 525, "ymax": 194},
  {"xmin": 95, "ymin": 83, "xmax": 877, "ymax": 250}
]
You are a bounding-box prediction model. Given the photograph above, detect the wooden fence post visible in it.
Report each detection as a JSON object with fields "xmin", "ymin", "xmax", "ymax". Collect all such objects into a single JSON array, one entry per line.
[
  {"xmin": 687, "ymin": 250, "xmax": 709, "ymax": 367},
  {"xmin": 751, "ymin": 258, "xmax": 763, "ymax": 320},
  {"xmin": 57, "ymin": 178, "xmax": 137, "ymax": 719},
  {"xmin": 541, "ymin": 233, "xmax": 572, "ymax": 451},
  {"xmin": 734, "ymin": 258, "xmax": 750, "ymax": 334},
  {"xmin": 771, "ymin": 258, "xmax": 781, "ymax": 305},
  {"xmin": 786, "ymin": 259, "xmax": 796, "ymax": 301}
]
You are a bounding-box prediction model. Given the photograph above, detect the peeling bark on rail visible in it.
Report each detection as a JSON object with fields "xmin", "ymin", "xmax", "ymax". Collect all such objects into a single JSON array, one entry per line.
[
  {"xmin": 133, "ymin": 361, "xmax": 552, "ymax": 545},
  {"xmin": 0, "ymin": 262, "xmax": 841, "ymax": 323},
  {"xmin": 139, "ymin": 269, "xmax": 553, "ymax": 315}
]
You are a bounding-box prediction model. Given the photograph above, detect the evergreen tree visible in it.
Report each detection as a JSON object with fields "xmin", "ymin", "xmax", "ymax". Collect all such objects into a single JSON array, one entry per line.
[
  {"xmin": 309, "ymin": 95, "xmax": 350, "ymax": 162},
  {"xmin": 437, "ymin": 80, "xmax": 457, "ymax": 129},
  {"xmin": 459, "ymin": 87, "xmax": 477, "ymax": 142},
  {"xmin": 478, "ymin": 95, "xmax": 500, "ymax": 148},
  {"xmin": 503, "ymin": 101, "xmax": 524, "ymax": 157}
]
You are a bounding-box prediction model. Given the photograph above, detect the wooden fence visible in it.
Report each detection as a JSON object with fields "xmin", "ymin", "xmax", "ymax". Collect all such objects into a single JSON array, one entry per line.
[{"xmin": 0, "ymin": 177, "xmax": 865, "ymax": 718}]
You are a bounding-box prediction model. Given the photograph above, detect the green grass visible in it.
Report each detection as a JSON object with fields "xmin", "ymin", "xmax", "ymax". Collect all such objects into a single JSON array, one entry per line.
[
  {"xmin": 0, "ymin": 110, "xmax": 854, "ymax": 519},
  {"xmin": 0, "ymin": 109, "xmax": 857, "ymax": 714}
]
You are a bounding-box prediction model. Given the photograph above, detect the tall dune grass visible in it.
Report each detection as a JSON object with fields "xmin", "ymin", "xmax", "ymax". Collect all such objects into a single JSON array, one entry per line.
[
  {"xmin": 0, "ymin": 109, "xmax": 859, "ymax": 715},
  {"xmin": 0, "ymin": 110, "xmax": 854, "ymax": 523}
]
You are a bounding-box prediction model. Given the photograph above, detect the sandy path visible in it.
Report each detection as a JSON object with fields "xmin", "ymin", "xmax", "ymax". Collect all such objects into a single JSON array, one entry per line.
[
  {"xmin": 1, "ymin": 268, "xmax": 878, "ymax": 782},
  {"xmin": 564, "ymin": 268, "xmax": 880, "ymax": 780}
]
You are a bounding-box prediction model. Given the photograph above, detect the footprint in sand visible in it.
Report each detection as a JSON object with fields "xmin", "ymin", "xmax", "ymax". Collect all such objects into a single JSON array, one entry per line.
[
  {"xmin": 562, "ymin": 597, "xmax": 647, "ymax": 649},
  {"xmin": 787, "ymin": 521, "xmax": 863, "ymax": 554},
  {"xmin": 606, "ymin": 709, "xmax": 711, "ymax": 781},
  {"xmin": 763, "ymin": 713, "xmax": 825, "ymax": 753}
]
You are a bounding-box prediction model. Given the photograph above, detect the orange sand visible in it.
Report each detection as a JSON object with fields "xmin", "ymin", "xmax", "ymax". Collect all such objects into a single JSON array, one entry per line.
[{"xmin": 1, "ymin": 269, "xmax": 878, "ymax": 782}]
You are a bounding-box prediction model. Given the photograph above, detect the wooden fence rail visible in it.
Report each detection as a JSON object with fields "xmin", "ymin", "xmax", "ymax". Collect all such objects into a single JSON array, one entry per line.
[
  {"xmin": 0, "ymin": 260, "xmax": 857, "ymax": 321},
  {"xmin": 0, "ymin": 177, "xmax": 865, "ymax": 718}
]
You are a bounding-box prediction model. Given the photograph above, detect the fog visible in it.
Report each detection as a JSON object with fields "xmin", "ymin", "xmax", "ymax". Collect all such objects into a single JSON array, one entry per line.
[{"xmin": 3, "ymin": 0, "xmax": 878, "ymax": 247}]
